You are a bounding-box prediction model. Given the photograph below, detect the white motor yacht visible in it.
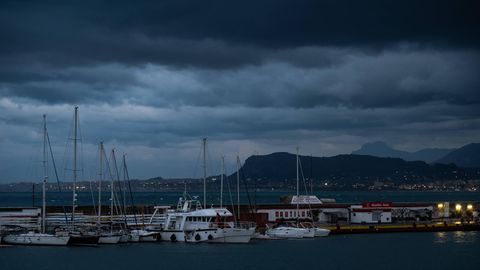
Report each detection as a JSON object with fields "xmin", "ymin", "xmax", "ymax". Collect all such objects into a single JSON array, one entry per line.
[{"xmin": 160, "ymin": 197, "xmax": 232, "ymax": 243}]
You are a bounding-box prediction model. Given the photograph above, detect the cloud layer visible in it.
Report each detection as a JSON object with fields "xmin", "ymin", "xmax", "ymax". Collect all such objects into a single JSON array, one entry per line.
[{"xmin": 0, "ymin": 1, "xmax": 479, "ymax": 182}]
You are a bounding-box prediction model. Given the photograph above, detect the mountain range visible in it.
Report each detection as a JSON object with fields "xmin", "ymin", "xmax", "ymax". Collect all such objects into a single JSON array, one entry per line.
[
  {"xmin": 351, "ymin": 141, "xmax": 453, "ymax": 163},
  {"xmin": 235, "ymin": 152, "xmax": 479, "ymax": 185},
  {"xmin": 351, "ymin": 141, "xmax": 480, "ymax": 168}
]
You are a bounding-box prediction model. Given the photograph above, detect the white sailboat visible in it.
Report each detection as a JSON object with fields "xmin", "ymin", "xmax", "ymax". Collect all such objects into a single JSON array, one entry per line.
[
  {"xmin": 67, "ymin": 107, "xmax": 100, "ymax": 246},
  {"xmin": 3, "ymin": 115, "xmax": 70, "ymax": 246},
  {"xmin": 160, "ymin": 196, "xmax": 232, "ymax": 242},
  {"xmin": 265, "ymin": 147, "xmax": 313, "ymax": 239},
  {"xmin": 209, "ymin": 156, "xmax": 256, "ymax": 243},
  {"xmin": 96, "ymin": 142, "xmax": 122, "ymax": 244}
]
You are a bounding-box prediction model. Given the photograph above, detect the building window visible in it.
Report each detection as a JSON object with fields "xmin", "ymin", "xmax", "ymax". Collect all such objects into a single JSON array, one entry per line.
[
  {"xmin": 285, "ymin": 212, "xmax": 289, "ymax": 218},
  {"xmin": 280, "ymin": 212, "xmax": 283, "ymax": 217},
  {"xmin": 302, "ymin": 211, "xmax": 305, "ymax": 217},
  {"xmin": 275, "ymin": 211, "xmax": 279, "ymax": 217}
]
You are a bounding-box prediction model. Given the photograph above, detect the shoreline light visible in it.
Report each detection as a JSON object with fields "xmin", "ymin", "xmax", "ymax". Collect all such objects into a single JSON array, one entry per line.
[{"xmin": 455, "ymin": 204, "xmax": 462, "ymax": 211}]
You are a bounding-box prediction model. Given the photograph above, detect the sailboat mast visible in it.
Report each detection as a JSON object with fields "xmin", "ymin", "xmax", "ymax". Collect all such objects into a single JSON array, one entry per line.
[
  {"xmin": 98, "ymin": 141, "xmax": 104, "ymax": 224},
  {"xmin": 42, "ymin": 114, "xmax": 47, "ymax": 234},
  {"xmin": 236, "ymin": 156, "xmax": 240, "ymax": 221},
  {"xmin": 202, "ymin": 137, "xmax": 207, "ymax": 209},
  {"xmin": 72, "ymin": 106, "xmax": 78, "ymax": 230},
  {"xmin": 111, "ymin": 149, "xmax": 115, "ymax": 227},
  {"xmin": 220, "ymin": 156, "xmax": 224, "ymax": 208},
  {"xmin": 296, "ymin": 147, "xmax": 299, "ymax": 223}
]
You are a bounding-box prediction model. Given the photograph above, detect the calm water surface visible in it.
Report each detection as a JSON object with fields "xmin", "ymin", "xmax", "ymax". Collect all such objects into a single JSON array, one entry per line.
[
  {"xmin": 1, "ymin": 231, "xmax": 479, "ymax": 270},
  {"xmin": 1, "ymin": 190, "xmax": 479, "ymax": 207}
]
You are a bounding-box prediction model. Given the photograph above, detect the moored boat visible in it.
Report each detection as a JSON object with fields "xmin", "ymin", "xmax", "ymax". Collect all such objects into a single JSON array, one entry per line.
[{"xmin": 3, "ymin": 232, "xmax": 70, "ymax": 246}]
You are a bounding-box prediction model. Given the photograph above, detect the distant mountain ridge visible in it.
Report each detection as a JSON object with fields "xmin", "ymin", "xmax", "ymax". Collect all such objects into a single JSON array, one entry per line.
[
  {"xmin": 236, "ymin": 152, "xmax": 478, "ymax": 184},
  {"xmin": 352, "ymin": 141, "xmax": 453, "ymax": 163},
  {"xmin": 435, "ymin": 143, "xmax": 480, "ymax": 168}
]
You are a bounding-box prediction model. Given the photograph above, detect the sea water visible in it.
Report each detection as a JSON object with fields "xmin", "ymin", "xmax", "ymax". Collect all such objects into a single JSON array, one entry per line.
[
  {"xmin": 1, "ymin": 231, "xmax": 479, "ymax": 270},
  {"xmin": 1, "ymin": 190, "xmax": 479, "ymax": 207}
]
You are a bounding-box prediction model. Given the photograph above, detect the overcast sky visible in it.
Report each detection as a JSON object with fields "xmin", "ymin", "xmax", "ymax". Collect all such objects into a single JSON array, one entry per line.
[{"xmin": 1, "ymin": 0, "xmax": 479, "ymax": 182}]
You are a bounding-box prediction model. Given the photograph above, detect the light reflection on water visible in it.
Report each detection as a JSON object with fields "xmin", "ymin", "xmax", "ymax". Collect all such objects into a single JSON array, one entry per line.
[{"xmin": 434, "ymin": 231, "xmax": 477, "ymax": 244}]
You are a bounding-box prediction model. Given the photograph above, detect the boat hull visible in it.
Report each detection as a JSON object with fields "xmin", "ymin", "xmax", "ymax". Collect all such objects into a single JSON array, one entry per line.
[
  {"xmin": 3, "ymin": 233, "xmax": 70, "ymax": 246},
  {"xmin": 160, "ymin": 229, "xmax": 220, "ymax": 243},
  {"xmin": 209, "ymin": 227, "xmax": 255, "ymax": 243},
  {"xmin": 128, "ymin": 234, "xmax": 140, "ymax": 242},
  {"xmin": 266, "ymin": 228, "xmax": 304, "ymax": 239},
  {"xmin": 98, "ymin": 235, "xmax": 121, "ymax": 244},
  {"xmin": 314, "ymin": 228, "xmax": 330, "ymax": 237},
  {"xmin": 68, "ymin": 235, "xmax": 99, "ymax": 246},
  {"xmin": 302, "ymin": 228, "xmax": 315, "ymax": 238}
]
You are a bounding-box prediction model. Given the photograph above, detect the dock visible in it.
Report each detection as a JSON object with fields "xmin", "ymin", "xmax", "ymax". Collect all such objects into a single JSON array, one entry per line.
[{"xmin": 325, "ymin": 222, "xmax": 480, "ymax": 234}]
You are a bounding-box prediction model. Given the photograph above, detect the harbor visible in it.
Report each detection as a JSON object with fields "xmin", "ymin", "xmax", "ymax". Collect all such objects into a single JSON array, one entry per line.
[{"xmin": 1, "ymin": 194, "xmax": 479, "ymax": 246}]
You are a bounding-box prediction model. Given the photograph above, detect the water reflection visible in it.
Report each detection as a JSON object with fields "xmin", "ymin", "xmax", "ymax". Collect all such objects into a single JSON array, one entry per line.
[{"xmin": 434, "ymin": 231, "xmax": 477, "ymax": 244}]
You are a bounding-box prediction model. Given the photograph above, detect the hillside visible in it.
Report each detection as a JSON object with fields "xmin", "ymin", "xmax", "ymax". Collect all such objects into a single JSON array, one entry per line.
[
  {"xmin": 234, "ymin": 152, "xmax": 478, "ymax": 184},
  {"xmin": 435, "ymin": 143, "xmax": 480, "ymax": 168}
]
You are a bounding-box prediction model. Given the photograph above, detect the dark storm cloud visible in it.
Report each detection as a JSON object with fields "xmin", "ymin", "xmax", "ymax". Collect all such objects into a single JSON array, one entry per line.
[
  {"xmin": 0, "ymin": 0, "xmax": 479, "ymax": 69},
  {"xmin": 1, "ymin": 0, "xmax": 480, "ymax": 182}
]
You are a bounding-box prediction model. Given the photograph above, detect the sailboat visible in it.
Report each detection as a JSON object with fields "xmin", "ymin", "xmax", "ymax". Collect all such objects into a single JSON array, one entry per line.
[
  {"xmin": 209, "ymin": 156, "xmax": 256, "ymax": 243},
  {"xmin": 121, "ymin": 153, "xmax": 159, "ymax": 242},
  {"xmin": 3, "ymin": 115, "xmax": 70, "ymax": 246},
  {"xmin": 96, "ymin": 142, "xmax": 122, "ymax": 244},
  {"xmin": 265, "ymin": 147, "xmax": 313, "ymax": 239},
  {"xmin": 66, "ymin": 107, "xmax": 99, "ymax": 246}
]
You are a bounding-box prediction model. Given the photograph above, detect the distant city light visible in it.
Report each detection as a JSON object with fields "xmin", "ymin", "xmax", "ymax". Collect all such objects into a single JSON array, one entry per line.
[
  {"xmin": 455, "ymin": 204, "xmax": 462, "ymax": 211},
  {"xmin": 437, "ymin": 203, "xmax": 444, "ymax": 209},
  {"xmin": 467, "ymin": 204, "xmax": 473, "ymax": 211}
]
